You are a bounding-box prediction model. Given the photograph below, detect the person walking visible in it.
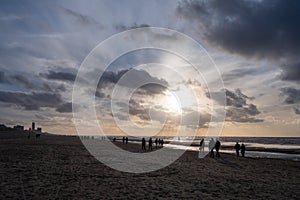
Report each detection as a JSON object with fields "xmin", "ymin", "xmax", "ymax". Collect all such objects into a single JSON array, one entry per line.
[
  {"xmin": 234, "ymin": 142, "xmax": 241, "ymax": 157},
  {"xmin": 149, "ymin": 137, "xmax": 153, "ymax": 150},
  {"xmin": 199, "ymin": 138, "xmax": 204, "ymax": 152},
  {"xmin": 215, "ymin": 140, "xmax": 221, "ymax": 157},
  {"xmin": 209, "ymin": 138, "xmax": 215, "ymax": 158},
  {"xmin": 241, "ymin": 143, "xmax": 246, "ymax": 157},
  {"xmin": 142, "ymin": 138, "xmax": 146, "ymax": 150},
  {"xmin": 155, "ymin": 138, "xmax": 158, "ymax": 148}
]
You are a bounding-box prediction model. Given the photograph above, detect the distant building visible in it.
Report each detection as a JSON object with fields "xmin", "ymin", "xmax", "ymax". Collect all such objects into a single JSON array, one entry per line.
[
  {"xmin": 37, "ymin": 127, "xmax": 42, "ymax": 133},
  {"xmin": 32, "ymin": 122, "xmax": 35, "ymax": 131},
  {"xmin": 13, "ymin": 125, "xmax": 24, "ymax": 131}
]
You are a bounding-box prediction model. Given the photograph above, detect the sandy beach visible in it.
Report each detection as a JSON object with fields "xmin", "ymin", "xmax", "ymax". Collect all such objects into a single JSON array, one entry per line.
[{"xmin": 0, "ymin": 132, "xmax": 299, "ymax": 199}]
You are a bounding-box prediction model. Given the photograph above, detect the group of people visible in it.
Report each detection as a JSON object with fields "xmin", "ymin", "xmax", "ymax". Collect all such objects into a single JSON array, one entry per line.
[
  {"xmin": 199, "ymin": 138, "xmax": 246, "ymax": 158},
  {"xmin": 199, "ymin": 138, "xmax": 221, "ymax": 158},
  {"xmin": 234, "ymin": 142, "xmax": 246, "ymax": 157},
  {"xmin": 142, "ymin": 137, "xmax": 164, "ymax": 150},
  {"xmin": 122, "ymin": 137, "xmax": 128, "ymax": 144}
]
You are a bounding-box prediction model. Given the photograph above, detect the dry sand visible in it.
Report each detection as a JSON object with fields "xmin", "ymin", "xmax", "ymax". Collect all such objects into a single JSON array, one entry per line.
[{"xmin": 0, "ymin": 132, "xmax": 299, "ymax": 199}]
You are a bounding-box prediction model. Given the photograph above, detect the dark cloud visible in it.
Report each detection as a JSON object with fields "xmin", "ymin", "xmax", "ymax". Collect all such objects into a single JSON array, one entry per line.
[
  {"xmin": 97, "ymin": 68, "xmax": 168, "ymax": 96},
  {"xmin": 138, "ymin": 83, "xmax": 167, "ymax": 96},
  {"xmin": 113, "ymin": 99, "xmax": 168, "ymax": 124},
  {"xmin": 177, "ymin": 0, "xmax": 300, "ymax": 59},
  {"xmin": 11, "ymin": 74, "xmax": 34, "ymax": 89},
  {"xmin": 0, "ymin": 71, "xmax": 8, "ymax": 83},
  {"xmin": 115, "ymin": 23, "xmax": 150, "ymax": 31},
  {"xmin": 293, "ymin": 107, "xmax": 300, "ymax": 115},
  {"xmin": 41, "ymin": 70, "xmax": 76, "ymax": 82},
  {"xmin": 0, "ymin": 70, "xmax": 69, "ymax": 93},
  {"xmin": 95, "ymin": 90, "xmax": 106, "ymax": 98},
  {"xmin": 280, "ymin": 87, "xmax": 300, "ymax": 104},
  {"xmin": 0, "ymin": 90, "xmax": 75, "ymax": 113},
  {"xmin": 223, "ymin": 68, "xmax": 267, "ymax": 82},
  {"xmin": 56, "ymin": 102, "xmax": 72, "ymax": 113},
  {"xmin": 225, "ymin": 89, "xmax": 262, "ymax": 123},
  {"xmin": 225, "ymin": 88, "xmax": 253, "ymax": 107},
  {"xmin": 279, "ymin": 63, "xmax": 300, "ymax": 82},
  {"xmin": 63, "ymin": 8, "xmax": 101, "ymax": 27},
  {"xmin": 0, "ymin": 90, "xmax": 63, "ymax": 110},
  {"xmin": 211, "ymin": 88, "xmax": 263, "ymax": 123},
  {"xmin": 177, "ymin": 0, "xmax": 300, "ymax": 82}
]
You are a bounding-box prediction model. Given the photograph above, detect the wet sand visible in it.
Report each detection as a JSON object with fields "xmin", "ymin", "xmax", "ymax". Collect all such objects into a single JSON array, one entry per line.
[{"xmin": 0, "ymin": 132, "xmax": 299, "ymax": 199}]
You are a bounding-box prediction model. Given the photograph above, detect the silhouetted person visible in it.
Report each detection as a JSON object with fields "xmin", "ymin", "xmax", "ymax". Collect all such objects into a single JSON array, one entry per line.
[
  {"xmin": 234, "ymin": 142, "xmax": 241, "ymax": 157},
  {"xmin": 125, "ymin": 137, "xmax": 128, "ymax": 144},
  {"xmin": 142, "ymin": 138, "xmax": 146, "ymax": 150},
  {"xmin": 241, "ymin": 143, "xmax": 246, "ymax": 157},
  {"xmin": 155, "ymin": 138, "xmax": 158, "ymax": 148},
  {"xmin": 215, "ymin": 140, "xmax": 221, "ymax": 157},
  {"xmin": 122, "ymin": 137, "xmax": 125, "ymax": 144},
  {"xmin": 158, "ymin": 138, "xmax": 161, "ymax": 146},
  {"xmin": 113, "ymin": 137, "xmax": 116, "ymax": 142},
  {"xmin": 149, "ymin": 137, "xmax": 153, "ymax": 150},
  {"xmin": 209, "ymin": 138, "xmax": 215, "ymax": 158},
  {"xmin": 199, "ymin": 138, "xmax": 204, "ymax": 152},
  {"xmin": 161, "ymin": 139, "xmax": 164, "ymax": 147}
]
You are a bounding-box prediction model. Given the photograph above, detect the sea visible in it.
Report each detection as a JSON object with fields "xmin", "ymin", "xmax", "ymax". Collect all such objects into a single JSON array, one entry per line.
[{"xmin": 102, "ymin": 136, "xmax": 300, "ymax": 161}]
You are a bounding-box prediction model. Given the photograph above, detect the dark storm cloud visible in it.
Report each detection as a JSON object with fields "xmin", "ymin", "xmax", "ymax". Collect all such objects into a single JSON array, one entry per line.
[
  {"xmin": 177, "ymin": 0, "xmax": 300, "ymax": 81},
  {"xmin": 280, "ymin": 87, "xmax": 300, "ymax": 104},
  {"xmin": 0, "ymin": 90, "xmax": 63, "ymax": 110},
  {"xmin": 177, "ymin": 0, "xmax": 300, "ymax": 59}
]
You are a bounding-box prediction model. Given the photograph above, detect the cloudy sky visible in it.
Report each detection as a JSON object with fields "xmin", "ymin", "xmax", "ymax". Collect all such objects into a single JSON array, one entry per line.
[{"xmin": 0, "ymin": 0, "xmax": 300, "ymax": 137}]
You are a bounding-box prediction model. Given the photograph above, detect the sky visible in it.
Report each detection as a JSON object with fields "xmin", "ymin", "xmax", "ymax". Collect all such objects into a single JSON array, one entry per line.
[{"xmin": 0, "ymin": 0, "xmax": 300, "ymax": 137}]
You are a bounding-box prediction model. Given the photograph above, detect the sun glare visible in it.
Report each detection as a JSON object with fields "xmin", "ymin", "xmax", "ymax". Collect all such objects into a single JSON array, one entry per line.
[{"xmin": 163, "ymin": 91, "xmax": 181, "ymax": 114}]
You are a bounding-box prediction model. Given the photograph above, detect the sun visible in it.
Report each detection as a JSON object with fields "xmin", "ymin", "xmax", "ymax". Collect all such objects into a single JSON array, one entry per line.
[{"xmin": 163, "ymin": 90, "xmax": 181, "ymax": 114}]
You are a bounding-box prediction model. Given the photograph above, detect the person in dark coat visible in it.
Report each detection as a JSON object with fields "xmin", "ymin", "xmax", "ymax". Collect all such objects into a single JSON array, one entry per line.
[
  {"xmin": 215, "ymin": 140, "xmax": 221, "ymax": 157},
  {"xmin": 142, "ymin": 138, "xmax": 146, "ymax": 150},
  {"xmin": 149, "ymin": 137, "xmax": 153, "ymax": 150},
  {"xmin": 199, "ymin": 138, "xmax": 204, "ymax": 152},
  {"xmin": 209, "ymin": 138, "xmax": 215, "ymax": 158},
  {"xmin": 155, "ymin": 138, "xmax": 158, "ymax": 148},
  {"xmin": 241, "ymin": 143, "xmax": 246, "ymax": 157},
  {"xmin": 234, "ymin": 142, "xmax": 241, "ymax": 157}
]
